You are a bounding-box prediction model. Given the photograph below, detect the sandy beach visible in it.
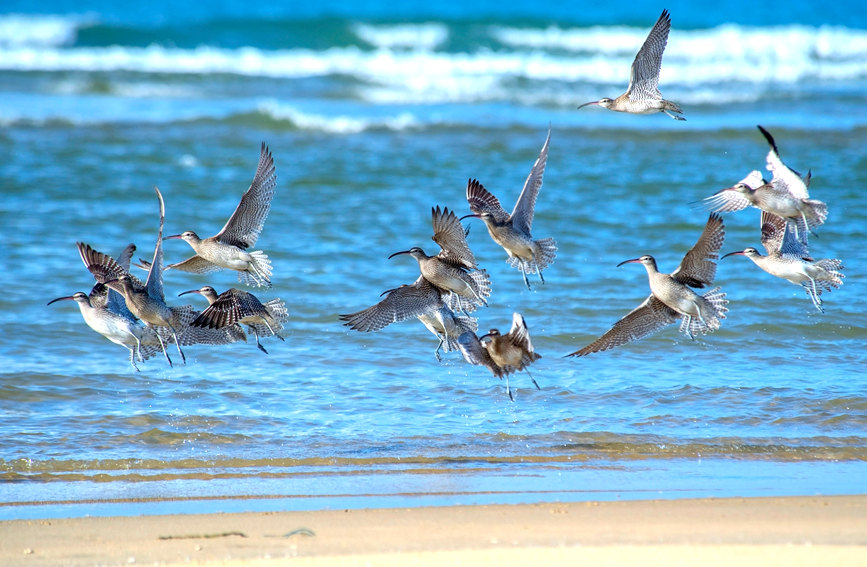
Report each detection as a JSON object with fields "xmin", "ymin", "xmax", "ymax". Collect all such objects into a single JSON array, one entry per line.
[{"xmin": 1, "ymin": 495, "xmax": 865, "ymax": 566}]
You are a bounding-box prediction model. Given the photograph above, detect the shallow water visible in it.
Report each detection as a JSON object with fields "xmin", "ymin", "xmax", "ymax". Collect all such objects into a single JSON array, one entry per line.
[{"xmin": 1, "ymin": 1, "xmax": 865, "ymax": 520}]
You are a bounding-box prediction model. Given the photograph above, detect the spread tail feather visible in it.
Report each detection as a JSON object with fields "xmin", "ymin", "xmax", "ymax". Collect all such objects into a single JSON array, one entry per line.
[
  {"xmin": 679, "ymin": 287, "xmax": 728, "ymax": 337},
  {"xmin": 239, "ymin": 250, "xmax": 272, "ymax": 288}
]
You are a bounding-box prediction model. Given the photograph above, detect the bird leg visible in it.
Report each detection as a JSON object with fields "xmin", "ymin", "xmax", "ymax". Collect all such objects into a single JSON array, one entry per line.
[
  {"xmin": 519, "ymin": 262, "xmax": 532, "ymax": 291},
  {"xmin": 505, "ymin": 375, "xmax": 514, "ymax": 401},
  {"xmin": 434, "ymin": 337, "xmax": 444, "ymax": 361},
  {"xmin": 250, "ymin": 326, "xmax": 269, "ymax": 354},
  {"xmin": 127, "ymin": 346, "xmax": 140, "ymax": 372},
  {"xmin": 166, "ymin": 324, "xmax": 186, "ymax": 364},
  {"xmin": 525, "ymin": 368, "xmax": 541, "ymax": 390},
  {"xmin": 805, "ymin": 277, "xmax": 824, "ymax": 313},
  {"xmin": 151, "ymin": 325, "xmax": 174, "ymax": 367},
  {"xmin": 133, "ymin": 336, "xmax": 144, "ymax": 363},
  {"xmin": 682, "ymin": 315, "xmax": 695, "ymax": 340}
]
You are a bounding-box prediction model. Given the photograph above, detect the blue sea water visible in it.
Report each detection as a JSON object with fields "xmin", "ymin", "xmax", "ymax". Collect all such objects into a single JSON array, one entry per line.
[{"xmin": 0, "ymin": 0, "xmax": 865, "ymax": 520}]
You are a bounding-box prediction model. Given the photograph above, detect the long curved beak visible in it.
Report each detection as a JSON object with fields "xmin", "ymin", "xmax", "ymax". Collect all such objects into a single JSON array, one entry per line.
[
  {"xmin": 47, "ymin": 295, "xmax": 75, "ymax": 306},
  {"xmin": 577, "ymin": 100, "xmax": 600, "ymax": 109},
  {"xmin": 721, "ymin": 250, "xmax": 747, "ymax": 259},
  {"xmin": 616, "ymin": 258, "xmax": 642, "ymax": 267},
  {"xmin": 459, "ymin": 213, "xmax": 480, "ymax": 221},
  {"xmin": 178, "ymin": 289, "xmax": 201, "ymax": 297},
  {"xmin": 388, "ymin": 250, "xmax": 412, "ymax": 259},
  {"xmin": 163, "ymin": 234, "xmax": 183, "ymax": 240}
]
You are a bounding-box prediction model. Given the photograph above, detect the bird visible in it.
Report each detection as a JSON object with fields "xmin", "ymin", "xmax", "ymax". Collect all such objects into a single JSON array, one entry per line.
[
  {"xmin": 703, "ymin": 126, "xmax": 826, "ymax": 244},
  {"xmin": 577, "ymin": 9, "xmax": 684, "ymax": 120},
  {"xmin": 339, "ymin": 275, "xmax": 478, "ymax": 360},
  {"xmin": 722, "ymin": 211, "xmax": 844, "ymax": 312},
  {"xmin": 569, "ymin": 213, "xmax": 728, "ymax": 357},
  {"xmin": 389, "ymin": 206, "xmax": 491, "ymax": 314},
  {"xmin": 47, "ymin": 281, "xmax": 165, "ymax": 370},
  {"xmin": 164, "ymin": 142, "xmax": 277, "ymax": 288},
  {"xmin": 78, "ymin": 187, "xmax": 215, "ymax": 366},
  {"xmin": 461, "ymin": 127, "xmax": 557, "ymax": 290},
  {"xmin": 456, "ymin": 312, "xmax": 542, "ymax": 400},
  {"xmin": 179, "ymin": 286, "xmax": 288, "ymax": 354}
]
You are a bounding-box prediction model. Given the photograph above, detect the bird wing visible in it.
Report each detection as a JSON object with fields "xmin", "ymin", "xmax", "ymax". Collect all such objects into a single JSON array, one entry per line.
[
  {"xmin": 761, "ymin": 211, "xmax": 811, "ymax": 259},
  {"xmin": 190, "ymin": 289, "xmax": 247, "ymax": 329},
  {"xmin": 145, "ymin": 186, "xmax": 167, "ymax": 303},
  {"xmin": 672, "ymin": 213, "xmax": 725, "ymax": 288},
  {"xmin": 626, "ymin": 9, "xmax": 671, "ymax": 100},
  {"xmin": 759, "ymin": 211, "xmax": 786, "ymax": 255},
  {"xmin": 89, "ymin": 282, "xmax": 136, "ymax": 320},
  {"xmin": 456, "ymin": 331, "xmax": 502, "ymax": 377},
  {"xmin": 174, "ymin": 304, "xmax": 247, "ymax": 345},
  {"xmin": 216, "ymin": 142, "xmax": 277, "ymax": 248},
  {"xmin": 702, "ymin": 187, "xmax": 752, "ymax": 213},
  {"xmin": 510, "ymin": 126, "xmax": 550, "ymax": 236},
  {"xmin": 77, "ymin": 242, "xmax": 145, "ymax": 290},
  {"xmin": 116, "ymin": 243, "xmax": 136, "ymax": 272},
  {"xmin": 167, "ymin": 254, "xmax": 223, "ymax": 274},
  {"xmin": 466, "ymin": 178, "xmax": 509, "ymax": 222},
  {"xmin": 504, "ymin": 312, "xmax": 533, "ymax": 354},
  {"xmin": 339, "ymin": 276, "xmax": 444, "ymax": 332},
  {"xmin": 431, "ymin": 205, "xmax": 478, "ymax": 270},
  {"xmin": 758, "ymin": 125, "xmax": 809, "ymax": 200},
  {"xmin": 504, "ymin": 311, "xmax": 541, "ymax": 367},
  {"xmin": 567, "ymin": 295, "xmax": 678, "ymax": 356}
]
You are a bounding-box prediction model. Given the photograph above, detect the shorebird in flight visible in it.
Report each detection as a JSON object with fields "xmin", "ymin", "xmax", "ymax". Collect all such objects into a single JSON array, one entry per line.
[
  {"xmin": 457, "ymin": 312, "xmax": 542, "ymax": 400},
  {"xmin": 180, "ymin": 285, "xmax": 288, "ymax": 354},
  {"xmin": 461, "ymin": 127, "xmax": 557, "ymax": 290},
  {"xmin": 578, "ymin": 9, "xmax": 685, "ymax": 120},
  {"xmin": 49, "ymin": 244, "xmax": 168, "ymax": 370},
  {"xmin": 389, "ymin": 206, "xmax": 491, "ymax": 314},
  {"xmin": 165, "ymin": 142, "xmax": 277, "ymax": 288},
  {"xmin": 704, "ymin": 126, "xmax": 826, "ymax": 244},
  {"xmin": 569, "ymin": 214, "xmax": 728, "ymax": 357},
  {"xmin": 722, "ymin": 212, "xmax": 844, "ymax": 312},
  {"xmin": 340, "ymin": 276, "xmax": 477, "ymax": 361}
]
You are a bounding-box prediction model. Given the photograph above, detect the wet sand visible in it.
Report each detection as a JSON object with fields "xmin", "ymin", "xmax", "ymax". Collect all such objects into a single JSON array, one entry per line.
[{"xmin": 1, "ymin": 495, "xmax": 865, "ymax": 566}]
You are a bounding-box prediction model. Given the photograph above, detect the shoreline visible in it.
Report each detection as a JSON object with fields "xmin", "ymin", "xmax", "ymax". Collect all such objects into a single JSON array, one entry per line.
[{"xmin": 1, "ymin": 494, "xmax": 864, "ymax": 566}]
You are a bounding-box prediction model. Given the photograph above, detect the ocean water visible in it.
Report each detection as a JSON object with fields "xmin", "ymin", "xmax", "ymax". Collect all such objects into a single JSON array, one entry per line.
[{"xmin": 1, "ymin": 1, "xmax": 865, "ymax": 520}]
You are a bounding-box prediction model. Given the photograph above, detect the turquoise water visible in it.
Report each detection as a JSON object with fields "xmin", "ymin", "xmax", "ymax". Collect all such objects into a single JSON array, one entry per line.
[{"xmin": 1, "ymin": 1, "xmax": 865, "ymax": 520}]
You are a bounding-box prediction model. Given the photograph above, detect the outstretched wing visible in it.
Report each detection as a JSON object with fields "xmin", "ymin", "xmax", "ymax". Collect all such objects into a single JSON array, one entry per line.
[
  {"xmin": 216, "ymin": 142, "xmax": 277, "ymax": 248},
  {"xmin": 511, "ymin": 126, "xmax": 550, "ymax": 236},
  {"xmin": 504, "ymin": 312, "xmax": 541, "ymax": 366},
  {"xmin": 466, "ymin": 178, "xmax": 509, "ymax": 222},
  {"xmin": 567, "ymin": 295, "xmax": 678, "ymax": 357},
  {"xmin": 762, "ymin": 211, "xmax": 811, "ymax": 260},
  {"xmin": 431, "ymin": 205, "xmax": 478, "ymax": 270},
  {"xmin": 626, "ymin": 9, "xmax": 671, "ymax": 100},
  {"xmin": 167, "ymin": 255, "xmax": 222, "ymax": 274},
  {"xmin": 339, "ymin": 276, "xmax": 445, "ymax": 332},
  {"xmin": 77, "ymin": 242, "xmax": 145, "ymax": 290},
  {"xmin": 672, "ymin": 213, "xmax": 724, "ymax": 288},
  {"xmin": 145, "ymin": 186, "xmax": 166, "ymax": 303},
  {"xmin": 758, "ymin": 125, "xmax": 809, "ymax": 200},
  {"xmin": 457, "ymin": 331, "xmax": 502, "ymax": 377}
]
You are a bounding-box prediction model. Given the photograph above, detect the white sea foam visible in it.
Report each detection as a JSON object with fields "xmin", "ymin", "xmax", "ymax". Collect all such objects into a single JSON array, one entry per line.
[
  {"xmin": 0, "ymin": 14, "xmax": 90, "ymax": 48},
  {"xmin": 352, "ymin": 22, "xmax": 449, "ymax": 50},
  {"xmin": 256, "ymin": 100, "xmax": 420, "ymax": 133},
  {"xmin": 2, "ymin": 24, "xmax": 866, "ymax": 85}
]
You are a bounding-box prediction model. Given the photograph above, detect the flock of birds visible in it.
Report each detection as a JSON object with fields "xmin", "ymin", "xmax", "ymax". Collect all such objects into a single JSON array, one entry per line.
[
  {"xmin": 50, "ymin": 143, "xmax": 289, "ymax": 370},
  {"xmin": 50, "ymin": 9, "xmax": 845, "ymax": 398}
]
